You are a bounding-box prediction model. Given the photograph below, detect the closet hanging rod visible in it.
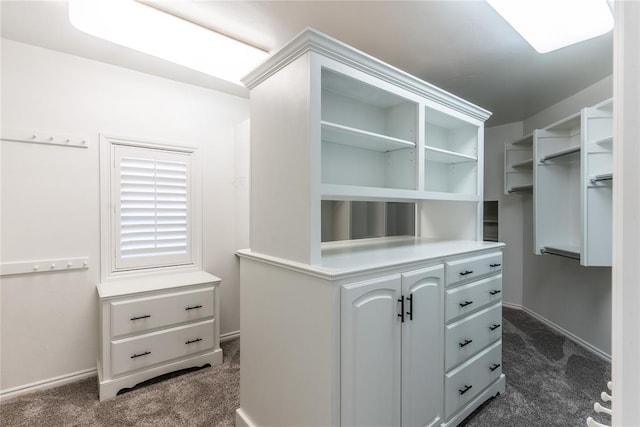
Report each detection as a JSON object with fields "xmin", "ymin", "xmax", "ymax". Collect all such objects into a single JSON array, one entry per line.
[
  {"xmin": 507, "ymin": 184, "xmax": 533, "ymax": 193},
  {"xmin": 540, "ymin": 145, "xmax": 581, "ymax": 162},
  {"xmin": 541, "ymin": 247, "xmax": 580, "ymax": 260},
  {"xmin": 590, "ymin": 173, "xmax": 613, "ymax": 184}
]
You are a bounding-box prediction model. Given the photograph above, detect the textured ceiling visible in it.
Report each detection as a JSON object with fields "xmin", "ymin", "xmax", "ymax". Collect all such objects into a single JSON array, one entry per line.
[{"xmin": 1, "ymin": 1, "xmax": 613, "ymax": 126}]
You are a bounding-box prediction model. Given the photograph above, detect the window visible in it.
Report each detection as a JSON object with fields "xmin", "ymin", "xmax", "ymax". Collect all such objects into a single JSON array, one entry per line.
[{"xmin": 100, "ymin": 135, "xmax": 201, "ymax": 279}]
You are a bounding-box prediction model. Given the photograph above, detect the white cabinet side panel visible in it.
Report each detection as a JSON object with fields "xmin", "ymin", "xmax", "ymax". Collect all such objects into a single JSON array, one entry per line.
[{"xmin": 249, "ymin": 54, "xmax": 313, "ymax": 264}]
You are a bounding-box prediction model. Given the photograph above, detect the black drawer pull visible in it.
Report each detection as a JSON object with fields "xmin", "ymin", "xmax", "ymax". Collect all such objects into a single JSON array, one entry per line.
[
  {"xmin": 490, "ymin": 263, "xmax": 502, "ymax": 268},
  {"xmin": 459, "ymin": 270, "xmax": 474, "ymax": 276},
  {"xmin": 458, "ymin": 385, "xmax": 473, "ymax": 395},
  {"xmin": 185, "ymin": 305, "xmax": 203, "ymax": 311},
  {"xmin": 131, "ymin": 351, "xmax": 151, "ymax": 359},
  {"xmin": 489, "ymin": 323, "xmax": 501, "ymax": 331},
  {"xmin": 490, "ymin": 363, "xmax": 502, "ymax": 372},
  {"xmin": 489, "ymin": 289, "xmax": 502, "ymax": 296},
  {"xmin": 186, "ymin": 338, "xmax": 203, "ymax": 345},
  {"xmin": 130, "ymin": 314, "xmax": 151, "ymax": 321},
  {"xmin": 459, "ymin": 339, "xmax": 473, "ymax": 348},
  {"xmin": 398, "ymin": 297, "xmax": 405, "ymax": 323},
  {"xmin": 406, "ymin": 294, "xmax": 413, "ymax": 321},
  {"xmin": 459, "ymin": 300, "xmax": 473, "ymax": 308}
]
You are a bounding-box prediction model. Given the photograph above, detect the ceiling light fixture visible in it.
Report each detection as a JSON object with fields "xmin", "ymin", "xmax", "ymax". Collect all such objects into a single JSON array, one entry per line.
[
  {"xmin": 486, "ymin": 0, "xmax": 614, "ymax": 53},
  {"xmin": 68, "ymin": 0, "xmax": 268, "ymax": 84}
]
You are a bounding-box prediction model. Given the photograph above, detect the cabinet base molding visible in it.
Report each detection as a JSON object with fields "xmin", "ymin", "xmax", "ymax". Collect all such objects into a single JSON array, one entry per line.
[
  {"xmin": 97, "ymin": 349, "xmax": 222, "ymax": 400},
  {"xmin": 444, "ymin": 374, "xmax": 505, "ymax": 427}
]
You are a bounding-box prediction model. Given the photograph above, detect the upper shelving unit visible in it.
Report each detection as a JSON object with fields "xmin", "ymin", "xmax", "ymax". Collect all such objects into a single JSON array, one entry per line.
[{"xmin": 241, "ymin": 28, "xmax": 492, "ymax": 264}]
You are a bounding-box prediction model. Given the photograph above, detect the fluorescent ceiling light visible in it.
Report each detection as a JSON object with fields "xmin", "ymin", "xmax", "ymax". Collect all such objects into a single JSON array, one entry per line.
[
  {"xmin": 68, "ymin": 0, "xmax": 268, "ymax": 84},
  {"xmin": 486, "ymin": 0, "xmax": 614, "ymax": 53}
]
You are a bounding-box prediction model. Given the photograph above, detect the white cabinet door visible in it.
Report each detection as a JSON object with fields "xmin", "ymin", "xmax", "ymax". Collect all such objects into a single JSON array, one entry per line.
[
  {"xmin": 401, "ymin": 264, "xmax": 444, "ymax": 427},
  {"xmin": 341, "ymin": 275, "xmax": 402, "ymax": 427}
]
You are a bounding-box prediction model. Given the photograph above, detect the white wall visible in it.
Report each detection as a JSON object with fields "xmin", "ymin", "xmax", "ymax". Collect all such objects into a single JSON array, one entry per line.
[
  {"xmin": 0, "ymin": 39, "xmax": 249, "ymax": 393},
  {"xmin": 484, "ymin": 121, "xmax": 524, "ymax": 307},
  {"xmin": 486, "ymin": 76, "xmax": 613, "ymax": 357}
]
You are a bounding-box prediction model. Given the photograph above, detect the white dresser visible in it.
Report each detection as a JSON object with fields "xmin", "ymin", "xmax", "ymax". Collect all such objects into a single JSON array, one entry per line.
[{"xmin": 97, "ymin": 271, "xmax": 223, "ymax": 400}]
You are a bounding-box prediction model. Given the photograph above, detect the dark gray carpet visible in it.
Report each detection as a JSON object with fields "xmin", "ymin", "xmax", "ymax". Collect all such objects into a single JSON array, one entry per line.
[
  {"xmin": 461, "ymin": 308, "xmax": 611, "ymax": 427},
  {"xmin": 0, "ymin": 308, "xmax": 611, "ymax": 426}
]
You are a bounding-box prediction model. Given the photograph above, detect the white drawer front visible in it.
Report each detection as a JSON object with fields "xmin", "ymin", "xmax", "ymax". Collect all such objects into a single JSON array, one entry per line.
[
  {"xmin": 111, "ymin": 287, "xmax": 214, "ymax": 337},
  {"xmin": 111, "ymin": 319, "xmax": 214, "ymax": 377},
  {"xmin": 445, "ymin": 303, "xmax": 502, "ymax": 370},
  {"xmin": 445, "ymin": 340, "xmax": 502, "ymax": 419},
  {"xmin": 445, "ymin": 252, "xmax": 502, "ymax": 287},
  {"xmin": 445, "ymin": 275, "xmax": 502, "ymax": 322}
]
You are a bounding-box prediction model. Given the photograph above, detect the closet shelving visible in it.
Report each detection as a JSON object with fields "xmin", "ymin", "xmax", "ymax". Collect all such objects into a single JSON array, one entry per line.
[
  {"xmin": 321, "ymin": 68, "xmax": 418, "ymax": 195},
  {"xmin": 424, "ymin": 106, "xmax": 480, "ymax": 199},
  {"xmin": 504, "ymin": 133, "xmax": 533, "ymax": 194},
  {"xmin": 580, "ymin": 99, "xmax": 613, "ymax": 266},
  {"xmin": 532, "ymin": 99, "xmax": 613, "ymax": 266}
]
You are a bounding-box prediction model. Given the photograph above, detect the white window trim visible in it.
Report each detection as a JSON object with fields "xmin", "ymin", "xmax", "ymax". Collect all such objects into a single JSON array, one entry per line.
[{"xmin": 99, "ymin": 134, "xmax": 202, "ymax": 282}]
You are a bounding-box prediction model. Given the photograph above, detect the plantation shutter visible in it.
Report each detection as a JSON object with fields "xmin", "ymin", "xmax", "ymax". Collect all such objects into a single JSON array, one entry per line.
[{"xmin": 114, "ymin": 145, "xmax": 192, "ymax": 270}]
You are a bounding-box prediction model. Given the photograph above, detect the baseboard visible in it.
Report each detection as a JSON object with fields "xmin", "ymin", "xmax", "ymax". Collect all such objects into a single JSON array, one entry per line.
[
  {"xmin": 220, "ymin": 330, "xmax": 240, "ymax": 342},
  {"xmin": 501, "ymin": 301, "xmax": 522, "ymax": 310},
  {"xmin": 236, "ymin": 407, "xmax": 257, "ymax": 427},
  {"xmin": 504, "ymin": 304, "xmax": 611, "ymax": 362},
  {"xmin": 0, "ymin": 367, "xmax": 97, "ymax": 402}
]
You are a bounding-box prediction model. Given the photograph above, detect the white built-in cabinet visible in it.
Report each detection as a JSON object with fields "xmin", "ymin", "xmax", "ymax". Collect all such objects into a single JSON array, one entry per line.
[
  {"xmin": 237, "ymin": 29, "xmax": 503, "ymax": 427},
  {"xmin": 504, "ymin": 99, "xmax": 613, "ymax": 266},
  {"xmin": 341, "ymin": 265, "xmax": 443, "ymax": 427}
]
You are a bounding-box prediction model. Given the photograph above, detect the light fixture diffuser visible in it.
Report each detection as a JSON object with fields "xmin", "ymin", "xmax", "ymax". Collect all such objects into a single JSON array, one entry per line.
[
  {"xmin": 68, "ymin": 0, "xmax": 268, "ymax": 84},
  {"xmin": 486, "ymin": 0, "xmax": 614, "ymax": 53}
]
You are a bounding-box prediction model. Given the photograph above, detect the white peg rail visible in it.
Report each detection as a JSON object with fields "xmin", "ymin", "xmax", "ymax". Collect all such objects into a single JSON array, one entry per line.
[
  {"xmin": 586, "ymin": 380, "xmax": 612, "ymax": 427},
  {"xmin": 0, "ymin": 257, "xmax": 89, "ymax": 276},
  {"xmin": 1, "ymin": 128, "xmax": 89, "ymax": 148}
]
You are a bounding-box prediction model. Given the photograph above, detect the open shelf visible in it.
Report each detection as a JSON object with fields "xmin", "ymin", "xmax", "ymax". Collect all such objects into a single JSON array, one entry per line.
[
  {"xmin": 510, "ymin": 158, "xmax": 533, "ymax": 168},
  {"xmin": 507, "ymin": 184, "xmax": 533, "ymax": 194},
  {"xmin": 590, "ymin": 173, "xmax": 613, "ymax": 184},
  {"xmin": 511, "ymin": 133, "xmax": 533, "ymax": 145},
  {"xmin": 540, "ymin": 245, "xmax": 580, "ymax": 260},
  {"xmin": 593, "ymin": 136, "xmax": 613, "ymax": 145},
  {"xmin": 540, "ymin": 145, "xmax": 581, "ymax": 162},
  {"xmin": 425, "ymin": 145, "xmax": 476, "ymax": 164},
  {"xmin": 321, "ymin": 121, "xmax": 415, "ymax": 152}
]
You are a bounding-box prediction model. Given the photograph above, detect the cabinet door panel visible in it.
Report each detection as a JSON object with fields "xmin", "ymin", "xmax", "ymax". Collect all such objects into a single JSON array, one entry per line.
[
  {"xmin": 341, "ymin": 275, "xmax": 401, "ymax": 427},
  {"xmin": 402, "ymin": 264, "xmax": 444, "ymax": 427}
]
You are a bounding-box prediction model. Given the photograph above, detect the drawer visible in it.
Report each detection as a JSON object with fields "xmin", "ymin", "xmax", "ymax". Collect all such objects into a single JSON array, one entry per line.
[
  {"xmin": 445, "ymin": 275, "xmax": 502, "ymax": 322},
  {"xmin": 111, "ymin": 319, "xmax": 214, "ymax": 376},
  {"xmin": 445, "ymin": 252, "xmax": 502, "ymax": 287},
  {"xmin": 445, "ymin": 340, "xmax": 503, "ymax": 420},
  {"xmin": 445, "ymin": 303, "xmax": 502, "ymax": 370},
  {"xmin": 111, "ymin": 287, "xmax": 214, "ymax": 337}
]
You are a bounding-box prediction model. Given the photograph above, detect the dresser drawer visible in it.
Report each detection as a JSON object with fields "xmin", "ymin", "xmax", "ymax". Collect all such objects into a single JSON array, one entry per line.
[
  {"xmin": 444, "ymin": 340, "xmax": 503, "ymax": 419},
  {"xmin": 445, "ymin": 252, "xmax": 502, "ymax": 287},
  {"xmin": 445, "ymin": 274, "xmax": 502, "ymax": 322},
  {"xmin": 445, "ymin": 303, "xmax": 502, "ymax": 370},
  {"xmin": 111, "ymin": 287, "xmax": 214, "ymax": 337},
  {"xmin": 111, "ymin": 319, "xmax": 214, "ymax": 376}
]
